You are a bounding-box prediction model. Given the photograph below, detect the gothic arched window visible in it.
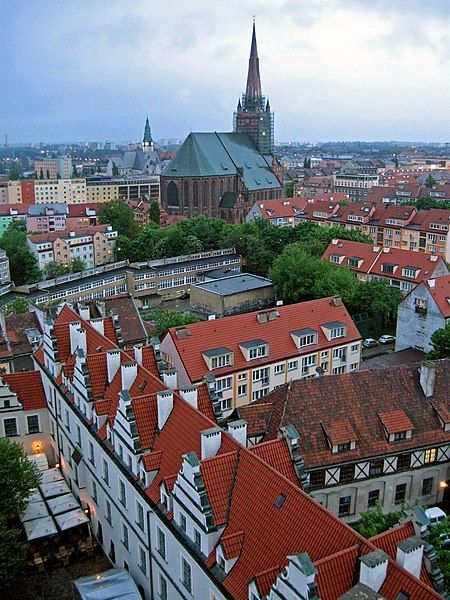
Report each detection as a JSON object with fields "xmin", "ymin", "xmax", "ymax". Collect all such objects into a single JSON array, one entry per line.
[{"xmin": 167, "ymin": 181, "xmax": 179, "ymax": 207}]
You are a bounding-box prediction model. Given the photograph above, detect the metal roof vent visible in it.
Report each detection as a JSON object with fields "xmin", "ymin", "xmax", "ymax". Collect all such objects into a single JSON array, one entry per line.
[{"xmin": 274, "ymin": 492, "xmax": 286, "ymax": 509}]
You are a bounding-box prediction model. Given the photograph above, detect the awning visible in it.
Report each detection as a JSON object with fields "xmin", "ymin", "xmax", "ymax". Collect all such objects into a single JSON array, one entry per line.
[
  {"xmin": 54, "ymin": 508, "xmax": 89, "ymax": 531},
  {"xmin": 23, "ymin": 516, "xmax": 58, "ymax": 540},
  {"xmin": 28, "ymin": 452, "xmax": 49, "ymax": 471},
  {"xmin": 26, "ymin": 488, "xmax": 43, "ymax": 503},
  {"xmin": 47, "ymin": 492, "xmax": 79, "ymax": 515},
  {"xmin": 20, "ymin": 501, "xmax": 49, "ymax": 523},
  {"xmin": 40, "ymin": 480, "xmax": 71, "ymax": 499},
  {"xmin": 74, "ymin": 568, "xmax": 142, "ymax": 600},
  {"xmin": 41, "ymin": 467, "xmax": 64, "ymax": 485}
]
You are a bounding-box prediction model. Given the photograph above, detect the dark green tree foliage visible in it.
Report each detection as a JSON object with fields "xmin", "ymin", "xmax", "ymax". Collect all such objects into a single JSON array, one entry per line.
[
  {"xmin": 393, "ymin": 155, "xmax": 399, "ymax": 169},
  {"xmin": 46, "ymin": 169, "xmax": 50, "ymax": 179},
  {"xmin": 4, "ymin": 298, "xmax": 28, "ymax": 315},
  {"xmin": 111, "ymin": 161, "xmax": 120, "ymax": 176},
  {"xmin": 284, "ymin": 181, "xmax": 295, "ymax": 197},
  {"xmin": 149, "ymin": 309, "xmax": 199, "ymax": 338},
  {"xmin": 355, "ymin": 502, "xmax": 401, "ymax": 538},
  {"xmin": 39, "ymin": 168, "xmax": 44, "ymax": 180},
  {"xmin": 0, "ymin": 222, "xmax": 41, "ymax": 285},
  {"xmin": 428, "ymin": 322, "xmax": 450, "ymax": 359},
  {"xmin": 425, "ymin": 174, "xmax": 437, "ymax": 189},
  {"xmin": 149, "ymin": 201, "xmax": 161, "ymax": 225},
  {"xmin": 44, "ymin": 261, "xmax": 71, "ymax": 279},
  {"xmin": 8, "ymin": 165, "xmax": 22, "ymax": 181},
  {"xmin": 98, "ymin": 199, "xmax": 140, "ymax": 238},
  {"xmin": 426, "ymin": 517, "xmax": 450, "ymax": 593},
  {"xmin": 0, "ymin": 519, "xmax": 25, "ymax": 591},
  {"xmin": 71, "ymin": 257, "xmax": 86, "ymax": 272}
]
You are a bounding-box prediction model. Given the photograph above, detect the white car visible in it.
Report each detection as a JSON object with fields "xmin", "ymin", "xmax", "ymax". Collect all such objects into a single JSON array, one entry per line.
[
  {"xmin": 425, "ymin": 506, "xmax": 446, "ymax": 525},
  {"xmin": 379, "ymin": 335, "xmax": 396, "ymax": 344},
  {"xmin": 363, "ymin": 338, "xmax": 379, "ymax": 348}
]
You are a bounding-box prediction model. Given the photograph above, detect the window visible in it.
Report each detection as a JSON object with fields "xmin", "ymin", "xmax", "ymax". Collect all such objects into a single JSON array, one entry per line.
[
  {"xmin": 301, "ymin": 355, "xmax": 316, "ymax": 374},
  {"xmin": 274, "ymin": 364, "xmax": 285, "ymax": 375},
  {"xmin": 288, "ymin": 360, "xmax": 298, "ymax": 371},
  {"xmin": 252, "ymin": 388, "xmax": 269, "ymax": 401},
  {"xmin": 76, "ymin": 424, "xmax": 82, "ymax": 447},
  {"xmin": 338, "ymin": 495, "xmax": 352, "ymax": 517},
  {"xmin": 333, "ymin": 347, "xmax": 346, "ymax": 361},
  {"xmin": 349, "ymin": 363, "xmax": 358, "ymax": 371},
  {"xmin": 238, "ymin": 373, "xmax": 246, "ymax": 381},
  {"xmin": 332, "ymin": 365, "xmax": 346, "ymax": 375},
  {"xmin": 181, "ymin": 557, "xmax": 192, "ymax": 593},
  {"xmin": 179, "ymin": 513, "xmax": 187, "ymax": 532},
  {"xmin": 194, "ymin": 529, "xmax": 201, "ymax": 550},
  {"xmin": 102, "ymin": 459, "xmax": 109, "ymax": 485},
  {"xmin": 211, "ymin": 354, "xmax": 231, "ymax": 369},
  {"xmin": 138, "ymin": 545, "xmax": 146, "ymax": 574},
  {"xmin": 252, "ymin": 367, "xmax": 269, "ymax": 383},
  {"xmin": 159, "ymin": 573, "xmax": 168, "ymax": 600},
  {"xmin": 422, "ymin": 477, "xmax": 433, "ymax": 496},
  {"xmin": 105, "ymin": 499, "xmax": 112, "ymax": 524},
  {"xmin": 237, "ymin": 384, "xmax": 247, "ymax": 397},
  {"xmin": 351, "ymin": 344, "xmax": 359, "ymax": 352},
  {"xmin": 27, "ymin": 415, "xmax": 40, "ymax": 434},
  {"xmin": 397, "ymin": 453, "xmax": 411, "ymax": 470},
  {"xmin": 216, "ymin": 377, "xmax": 231, "ymax": 392},
  {"xmin": 122, "ymin": 522, "xmax": 129, "ymax": 550},
  {"xmin": 367, "ymin": 489, "xmax": 380, "ymax": 508},
  {"xmin": 136, "ymin": 502, "xmax": 145, "ymax": 530},
  {"xmin": 337, "ymin": 442, "xmax": 351, "ymax": 453},
  {"xmin": 369, "ymin": 459, "xmax": 384, "ymax": 477},
  {"xmin": 119, "ymin": 480, "xmax": 127, "ymax": 507},
  {"xmin": 339, "ymin": 464, "xmax": 355, "ymax": 483},
  {"xmin": 220, "ymin": 397, "xmax": 231, "ymax": 411},
  {"xmin": 394, "ymin": 483, "xmax": 407, "ymax": 504},
  {"xmin": 249, "ymin": 345, "xmax": 268, "ymax": 360},
  {"xmin": 65, "ymin": 409, "xmax": 71, "ymax": 431},
  {"xmin": 309, "ymin": 470, "xmax": 325, "ymax": 489},
  {"xmin": 330, "ymin": 327, "xmax": 345, "ymax": 339},
  {"xmin": 403, "ymin": 267, "xmax": 417, "ymax": 278},
  {"xmin": 424, "ymin": 448, "xmax": 437, "ymax": 464},
  {"xmin": 298, "ymin": 333, "xmax": 316, "ymax": 347},
  {"xmin": 89, "ymin": 441, "xmax": 95, "ymax": 465},
  {"xmin": 393, "ymin": 431, "xmax": 407, "ymax": 441},
  {"xmin": 157, "ymin": 526, "xmax": 166, "ymax": 559},
  {"xmin": 3, "ymin": 418, "xmax": 17, "ymax": 437}
]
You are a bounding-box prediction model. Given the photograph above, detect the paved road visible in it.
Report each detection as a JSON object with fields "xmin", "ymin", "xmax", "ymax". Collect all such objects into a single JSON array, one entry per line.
[{"xmin": 361, "ymin": 343, "xmax": 395, "ymax": 361}]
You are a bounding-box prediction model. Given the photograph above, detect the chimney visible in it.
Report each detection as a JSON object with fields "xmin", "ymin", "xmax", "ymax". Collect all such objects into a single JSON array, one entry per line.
[
  {"xmin": 106, "ymin": 349, "xmax": 121, "ymax": 383},
  {"xmin": 359, "ymin": 550, "xmax": 389, "ymax": 593},
  {"xmin": 134, "ymin": 344, "xmax": 143, "ymax": 365},
  {"xmin": 179, "ymin": 385, "xmax": 198, "ymax": 409},
  {"xmin": 331, "ymin": 296, "xmax": 342, "ymax": 307},
  {"xmin": 396, "ymin": 538, "xmax": 423, "ymax": 579},
  {"xmin": 77, "ymin": 328, "xmax": 87, "ymax": 354},
  {"xmin": 69, "ymin": 321, "xmax": 81, "ymax": 354},
  {"xmin": 227, "ymin": 420, "xmax": 247, "ymax": 446},
  {"xmin": 201, "ymin": 427, "xmax": 222, "ymax": 459},
  {"xmin": 161, "ymin": 368, "xmax": 177, "ymax": 389},
  {"xmin": 157, "ymin": 391, "xmax": 173, "ymax": 430},
  {"xmin": 78, "ymin": 304, "xmax": 90, "ymax": 321},
  {"xmin": 121, "ymin": 361, "xmax": 137, "ymax": 390},
  {"xmin": 90, "ymin": 318, "xmax": 104, "ymax": 336},
  {"xmin": 420, "ymin": 361, "xmax": 436, "ymax": 398}
]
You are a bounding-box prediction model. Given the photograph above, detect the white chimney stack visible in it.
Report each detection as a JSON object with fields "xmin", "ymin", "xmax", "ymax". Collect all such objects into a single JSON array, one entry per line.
[
  {"xmin": 420, "ymin": 361, "xmax": 436, "ymax": 398},
  {"xmin": 69, "ymin": 321, "xmax": 81, "ymax": 354},
  {"xmin": 359, "ymin": 551, "xmax": 389, "ymax": 593},
  {"xmin": 77, "ymin": 328, "xmax": 87, "ymax": 354},
  {"xmin": 179, "ymin": 385, "xmax": 198, "ymax": 409},
  {"xmin": 157, "ymin": 391, "xmax": 174, "ymax": 430},
  {"xmin": 134, "ymin": 344, "xmax": 143, "ymax": 365},
  {"xmin": 106, "ymin": 349, "xmax": 121, "ymax": 383},
  {"xmin": 227, "ymin": 420, "xmax": 247, "ymax": 447},
  {"xmin": 162, "ymin": 369, "xmax": 177, "ymax": 390},
  {"xmin": 201, "ymin": 427, "xmax": 222, "ymax": 459},
  {"xmin": 90, "ymin": 318, "xmax": 104, "ymax": 336},
  {"xmin": 78, "ymin": 305, "xmax": 90, "ymax": 321},
  {"xmin": 396, "ymin": 538, "xmax": 423, "ymax": 579},
  {"xmin": 121, "ymin": 361, "xmax": 137, "ymax": 390}
]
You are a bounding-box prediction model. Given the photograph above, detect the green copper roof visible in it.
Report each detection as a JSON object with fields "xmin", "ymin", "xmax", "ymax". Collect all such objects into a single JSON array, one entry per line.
[{"xmin": 162, "ymin": 132, "xmax": 281, "ymax": 191}]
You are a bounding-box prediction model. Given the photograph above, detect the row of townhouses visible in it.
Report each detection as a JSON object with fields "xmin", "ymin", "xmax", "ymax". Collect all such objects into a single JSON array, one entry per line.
[{"xmin": 1, "ymin": 299, "xmax": 442, "ymax": 599}]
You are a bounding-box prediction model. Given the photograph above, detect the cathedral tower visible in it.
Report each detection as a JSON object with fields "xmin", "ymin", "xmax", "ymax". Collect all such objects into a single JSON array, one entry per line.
[
  {"xmin": 142, "ymin": 117, "xmax": 154, "ymax": 154},
  {"xmin": 234, "ymin": 22, "xmax": 274, "ymax": 154}
]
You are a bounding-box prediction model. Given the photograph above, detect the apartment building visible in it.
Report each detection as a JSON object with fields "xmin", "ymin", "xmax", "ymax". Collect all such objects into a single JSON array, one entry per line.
[
  {"xmin": 0, "ymin": 310, "xmax": 42, "ymax": 373},
  {"xmin": 0, "ymin": 250, "xmax": 10, "ymax": 284},
  {"xmin": 333, "ymin": 172, "xmax": 379, "ymax": 201},
  {"xmin": 27, "ymin": 225, "xmax": 117, "ymax": 270},
  {"xmin": 0, "ymin": 204, "xmax": 27, "ymax": 235},
  {"xmin": 396, "ymin": 275, "xmax": 450, "ymax": 353},
  {"xmin": 323, "ymin": 239, "xmax": 449, "ymax": 293},
  {"xmin": 29, "ymin": 302, "xmax": 444, "ymax": 600},
  {"xmin": 34, "ymin": 156, "xmax": 72, "ymax": 179},
  {"xmin": 160, "ymin": 297, "xmax": 362, "ymax": 414},
  {"xmin": 34, "ymin": 179, "xmax": 87, "ymax": 204},
  {"xmin": 233, "ymin": 360, "xmax": 450, "ymax": 523},
  {"xmin": 26, "ymin": 203, "xmax": 67, "ymax": 233},
  {"xmin": 85, "ymin": 177, "xmax": 160, "ymax": 204},
  {"xmin": 0, "ymin": 180, "xmax": 23, "ymax": 204}
]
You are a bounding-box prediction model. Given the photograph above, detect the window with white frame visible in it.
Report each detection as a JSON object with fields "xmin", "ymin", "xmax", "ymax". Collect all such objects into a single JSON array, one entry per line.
[
  {"xmin": 252, "ymin": 367, "xmax": 269, "ymax": 383},
  {"xmin": 102, "ymin": 459, "xmax": 109, "ymax": 485},
  {"xmin": 332, "ymin": 365, "xmax": 346, "ymax": 375},
  {"xmin": 138, "ymin": 545, "xmax": 147, "ymax": 574},
  {"xmin": 349, "ymin": 363, "xmax": 358, "ymax": 371},
  {"xmin": 301, "ymin": 355, "xmax": 316, "ymax": 374},
  {"xmin": 92, "ymin": 480, "xmax": 98, "ymax": 504},
  {"xmin": 157, "ymin": 526, "xmax": 166, "ymax": 559},
  {"xmin": 238, "ymin": 384, "xmax": 247, "ymax": 397},
  {"xmin": 89, "ymin": 441, "xmax": 95, "ymax": 465},
  {"xmin": 211, "ymin": 354, "xmax": 231, "ymax": 369},
  {"xmin": 216, "ymin": 377, "xmax": 232, "ymax": 392},
  {"xmin": 181, "ymin": 557, "xmax": 192, "ymax": 593},
  {"xmin": 159, "ymin": 573, "xmax": 168, "ymax": 600},
  {"xmin": 288, "ymin": 360, "xmax": 298, "ymax": 371},
  {"xmin": 136, "ymin": 502, "xmax": 145, "ymax": 530},
  {"xmin": 298, "ymin": 333, "xmax": 316, "ymax": 347},
  {"xmin": 330, "ymin": 326, "xmax": 345, "ymax": 339},
  {"xmin": 274, "ymin": 364, "xmax": 285, "ymax": 375},
  {"xmin": 3, "ymin": 417, "xmax": 18, "ymax": 437},
  {"xmin": 333, "ymin": 347, "xmax": 346, "ymax": 361},
  {"xmin": 238, "ymin": 373, "xmax": 246, "ymax": 381},
  {"xmin": 119, "ymin": 480, "xmax": 127, "ymax": 507},
  {"xmin": 26, "ymin": 415, "xmax": 40, "ymax": 434},
  {"xmin": 350, "ymin": 344, "xmax": 359, "ymax": 352},
  {"xmin": 220, "ymin": 397, "xmax": 232, "ymax": 411},
  {"xmin": 105, "ymin": 499, "xmax": 112, "ymax": 524},
  {"xmin": 121, "ymin": 522, "xmax": 129, "ymax": 549},
  {"xmin": 249, "ymin": 345, "xmax": 268, "ymax": 360},
  {"xmin": 252, "ymin": 388, "xmax": 269, "ymax": 402}
]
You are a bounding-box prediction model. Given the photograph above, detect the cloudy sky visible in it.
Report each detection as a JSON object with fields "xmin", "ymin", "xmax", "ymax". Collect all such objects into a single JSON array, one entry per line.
[{"xmin": 1, "ymin": 0, "xmax": 449, "ymax": 143}]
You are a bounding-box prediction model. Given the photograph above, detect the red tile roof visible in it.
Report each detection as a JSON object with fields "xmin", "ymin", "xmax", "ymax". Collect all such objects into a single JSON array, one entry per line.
[
  {"xmin": 249, "ymin": 438, "xmax": 299, "ymax": 485},
  {"xmin": 201, "ymin": 451, "xmax": 238, "ymax": 526},
  {"xmin": 28, "ymin": 224, "xmax": 114, "ymax": 244},
  {"xmin": 323, "ymin": 419, "xmax": 358, "ymax": 446},
  {"xmin": 378, "ymin": 409, "xmax": 414, "ymax": 434},
  {"xmin": 3, "ymin": 371, "xmax": 46, "ymax": 410},
  {"xmin": 425, "ymin": 275, "xmax": 450, "ymax": 318},
  {"xmin": 221, "ymin": 531, "xmax": 244, "ymax": 560},
  {"xmin": 165, "ymin": 297, "xmax": 361, "ymax": 382}
]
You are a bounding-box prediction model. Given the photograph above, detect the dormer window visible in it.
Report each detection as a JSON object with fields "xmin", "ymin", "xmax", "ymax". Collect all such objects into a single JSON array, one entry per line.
[
  {"xmin": 249, "ymin": 345, "xmax": 267, "ymax": 360},
  {"xmin": 323, "ymin": 419, "xmax": 358, "ymax": 454},
  {"xmin": 348, "ymin": 257, "xmax": 362, "ymax": 268},
  {"xmin": 320, "ymin": 320, "xmax": 346, "ymax": 341},
  {"xmin": 402, "ymin": 267, "xmax": 418, "ymax": 278},
  {"xmin": 291, "ymin": 328, "xmax": 317, "ymax": 348},
  {"xmin": 239, "ymin": 339, "xmax": 268, "ymax": 361},
  {"xmin": 381, "ymin": 263, "xmax": 396, "ymax": 274},
  {"xmin": 330, "ymin": 253, "xmax": 344, "ymax": 264},
  {"xmin": 378, "ymin": 410, "xmax": 413, "ymax": 442},
  {"xmin": 202, "ymin": 347, "xmax": 233, "ymax": 370}
]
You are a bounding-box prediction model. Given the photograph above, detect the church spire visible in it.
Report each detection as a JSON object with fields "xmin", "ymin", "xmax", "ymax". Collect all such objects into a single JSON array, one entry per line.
[
  {"xmin": 245, "ymin": 21, "xmax": 262, "ymax": 105},
  {"xmin": 142, "ymin": 116, "xmax": 154, "ymax": 153}
]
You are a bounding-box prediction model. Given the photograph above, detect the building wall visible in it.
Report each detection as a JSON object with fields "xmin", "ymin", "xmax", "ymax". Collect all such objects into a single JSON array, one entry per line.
[
  {"xmin": 395, "ymin": 283, "xmax": 446, "ymax": 352},
  {"xmin": 190, "ymin": 284, "xmax": 275, "ymax": 317},
  {"xmin": 34, "ymin": 180, "xmax": 87, "ymax": 205},
  {"xmin": 0, "ymin": 404, "xmax": 51, "ymax": 462}
]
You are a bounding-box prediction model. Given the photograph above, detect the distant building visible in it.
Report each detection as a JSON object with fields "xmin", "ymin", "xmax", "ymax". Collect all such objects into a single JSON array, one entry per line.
[
  {"xmin": 189, "ymin": 273, "xmax": 274, "ymax": 317},
  {"xmin": 85, "ymin": 176, "xmax": 160, "ymax": 204},
  {"xmin": 34, "ymin": 179, "xmax": 87, "ymax": 204},
  {"xmin": 333, "ymin": 172, "xmax": 379, "ymax": 201},
  {"xmin": 396, "ymin": 275, "xmax": 450, "ymax": 353},
  {"xmin": 160, "ymin": 25, "xmax": 282, "ymax": 222},
  {"xmin": 33, "ymin": 155, "xmax": 72, "ymax": 179},
  {"xmin": 0, "ymin": 310, "xmax": 43, "ymax": 373},
  {"xmin": 0, "ymin": 250, "xmax": 10, "ymax": 284}
]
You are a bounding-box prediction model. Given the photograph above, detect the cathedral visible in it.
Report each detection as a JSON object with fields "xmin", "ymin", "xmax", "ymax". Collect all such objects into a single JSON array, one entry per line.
[{"xmin": 160, "ymin": 23, "xmax": 283, "ymax": 223}]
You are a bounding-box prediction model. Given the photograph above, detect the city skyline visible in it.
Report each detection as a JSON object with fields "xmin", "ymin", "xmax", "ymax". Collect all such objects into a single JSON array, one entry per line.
[{"xmin": 1, "ymin": 0, "xmax": 450, "ymax": 144}]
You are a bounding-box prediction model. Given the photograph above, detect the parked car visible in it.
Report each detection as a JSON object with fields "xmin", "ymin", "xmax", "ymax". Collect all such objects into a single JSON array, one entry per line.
[
  {"xmin": 379, "ymin": 335, "xmax": 396, "ymax": 344},
  {"xmin": 363, "ymin": 338, "xmax": 379, "ymax": 348},
  {"xmin": 425, "ymin": 507, "xmax": 447, "ymax": 525}
]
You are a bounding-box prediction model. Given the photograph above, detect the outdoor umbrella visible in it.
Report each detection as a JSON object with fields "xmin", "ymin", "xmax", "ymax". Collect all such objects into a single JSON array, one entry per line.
[
  {"xmin": 40, "ymin": 480, "xmax": 71, "ymax": 499},
  {"xmin": 47, "ymin": 492, "xmax": 79, "ymax": 516},
  {"xmin": 20, "ymin": 501, "xmax": 49, "ymax": 523},
  {"xmin": 23, "ymin": 516, "xmax": 57, "ymax": 540},
  {"xmin": 54, "ymin": 508, "xmax": 89, "ymax": 531},
  {"xmin": 41, "ymin": 467, "xmax": 64, "ymax": 485}
]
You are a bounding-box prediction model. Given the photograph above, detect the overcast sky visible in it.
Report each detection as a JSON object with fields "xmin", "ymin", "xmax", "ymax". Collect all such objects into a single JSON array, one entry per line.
[{"xmin": 1, "ymin": 0, "xmax": 449, "ymax": 144}]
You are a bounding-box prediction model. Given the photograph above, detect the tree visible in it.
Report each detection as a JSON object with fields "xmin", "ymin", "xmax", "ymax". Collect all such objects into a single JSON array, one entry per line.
[
  {"xmin": 426, "ymin": 516, "xmax": 450, "ymax": 593},
  {"xmin": 425, "ymin": 174, "xmax": 437, "ymax": 189},
  {"xmin": 39, "ymin": 168, "xmax": 44, "ymax": 180},
  {"xmin": 46, "ymin": 168, "xmax": 50, "ymax": 179},
  {"xmin": 71, "ymin": 257, "xmax": 85, "ymax": 272},
  {"xmin": 0, "ymin": 438, "xmax": 41, "ymax": 521},
  {"xmin": 0, "ymin": 518, "xmax": 25, "ymax": 591},
  {"xmin": 393, "ymin": 154, "xmax": 399, "ymax": 169},
  {"xmin": 8, "ymin": 166, "xmax": 22, "ymax": 181},
  {"xmin": 269, "ymin": 245, "xmax": 320, "ymax": 303},
  {"xmin": 4, "ymin": 298, "xmax": 28, "ymax": 315},
  {"xmin": 149, "ymin": 201, "xmax": 161, "ymax": 225},
  {"xmin": 303, "ymin": 157, "xmax": 311, "ymax": 169},
  {"xmin": 284, "ymin": 181, "xmax": 295, "ymax": 197},
  {"xmin": 72, "ymin": 164, "xmax": 79, "ymax": 178},
  {"xmin": 96, "ymin": 165, "xmax": 101, "ymax": 174},
  {"xmin": 355, "ymin": 502, "xmax": 401, "ymax": 538},
  {"xmin": 154, "ymin": 231, "xmax": 203, "ymax": 259},
  {"xmin": 44, "ymin": 261, "xmax": 70, "ymax": 280},
  {"xmin": 98, "ymin": 200, "xmax": 140, "ymax": 238},
  {"xmin": 428, "ymin": 322, "xmax": 450, "ymax": 359},
  {"xmin": 349, "ymin": 280, "xmax": 402, "ymax": 328},
  {"xmin": 0, "ymin": 223, "xmax": 41, "ymax": 285},
  {"xmin": 111, "ymin": 161, "xmax": 120, "ymax": 176},
  {"xmin": 148, "ymin": 309, "xmax": 199, "ymax": 338}
]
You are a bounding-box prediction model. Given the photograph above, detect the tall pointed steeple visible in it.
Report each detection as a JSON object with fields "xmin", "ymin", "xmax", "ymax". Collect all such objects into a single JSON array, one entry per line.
[
  {"xmin": 142, "ymin": 116, "xmax": 154, "ymax": 153},
  {"xmin": 245, "ymin": 21, "xmax": 262, "ymax": 107}
]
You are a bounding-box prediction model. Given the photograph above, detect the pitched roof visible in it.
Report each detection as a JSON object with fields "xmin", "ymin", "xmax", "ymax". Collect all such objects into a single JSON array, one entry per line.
[
  {"xmin": 234, "ymin": 360, "xmax": 450, "ymax": 468},
  {"xmin": 425, "ymin": 275, "xmax": 450, "ymax": 317},
  {"xmin": 0, "ymin": 311, "xmax": 42, "ymax": 359},
  {"xmin": 27, "ymin": 224, "xmax": 114, "ymax": 244},
  {"xmin": 166, "ymin": 297, "xmax": 361, "ymax": 382},
  {"xmin": 3, "ymin": 371, "xmax": 46, "ymax": 410}
]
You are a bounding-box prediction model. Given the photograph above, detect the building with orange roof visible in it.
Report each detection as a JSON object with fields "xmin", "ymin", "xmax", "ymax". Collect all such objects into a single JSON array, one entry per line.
[
  {"xmin": 27, "ymin": 300, "xmax": 446, "ymax": 599},
  {"xmin": 396, "ymin": 274, "xmax": 450, "ymax": 353}
]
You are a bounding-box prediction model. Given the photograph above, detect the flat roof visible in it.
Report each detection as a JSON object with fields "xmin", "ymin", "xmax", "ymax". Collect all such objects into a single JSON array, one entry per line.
[{"xmin": 192, "ymin": 274, "xmax": 273, "ymax": 296}]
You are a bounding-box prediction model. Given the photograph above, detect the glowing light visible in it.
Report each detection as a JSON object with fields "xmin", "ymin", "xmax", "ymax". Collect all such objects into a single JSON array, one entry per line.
[
  {"xmin": 33, "ymin": 441, "xmax": 43, "ymax": 452},
  {"xmin": 439, "ymin": 481, "xmax": 448, "ymax": 489}
]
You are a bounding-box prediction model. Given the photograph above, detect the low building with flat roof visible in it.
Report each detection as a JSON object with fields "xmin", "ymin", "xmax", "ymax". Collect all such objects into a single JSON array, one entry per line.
[{"xmin": 190, "ymin": 273, "xmax": 274, "ymax": 317}]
